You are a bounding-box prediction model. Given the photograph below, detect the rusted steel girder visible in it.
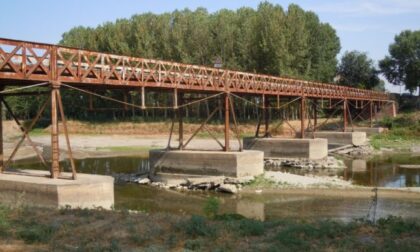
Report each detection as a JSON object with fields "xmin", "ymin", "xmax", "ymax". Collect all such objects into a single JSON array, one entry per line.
[{"xmin": 0, "ymin": 38, "xmax": 389, "ymax": 102}]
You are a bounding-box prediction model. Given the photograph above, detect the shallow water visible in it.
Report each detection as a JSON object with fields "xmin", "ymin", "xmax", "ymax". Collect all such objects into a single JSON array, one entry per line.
[
  {"xmin": 11, "ymin": 153, "xmax": 420, "ymax": 220},
  {"xmin": 277, "ymin": 153, "xmax": 420, "ymax": 187}
]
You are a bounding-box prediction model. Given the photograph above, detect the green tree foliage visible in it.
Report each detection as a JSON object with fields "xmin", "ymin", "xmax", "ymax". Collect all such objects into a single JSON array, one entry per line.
[
  {"xmin": 379, "ymin": 30, "xmax": 420, "ymax": 94},
  {"xmin": 6, "ymin": 3, "xmax": 342, "ymax": 121},
  {"xmin": 337, "ymin": 51, "xmax": 380, "ymax": 89},
  {"xmin": 60, "ymin": 2, "xmax": 341, "ymax": 81}
]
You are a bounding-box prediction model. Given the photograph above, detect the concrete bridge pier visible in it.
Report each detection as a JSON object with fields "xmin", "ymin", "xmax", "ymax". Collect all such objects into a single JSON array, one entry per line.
[{"xmin": 0, "ymin": 83, "xmax": 114, "ymax": 209}]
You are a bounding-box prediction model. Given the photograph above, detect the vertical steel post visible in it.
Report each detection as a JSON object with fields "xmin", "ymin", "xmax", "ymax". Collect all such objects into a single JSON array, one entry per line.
[
  {"xmin": 178, "ymin": 92, "xmax": 184, "ymax": 149},
  {"xmin": 224, "ymin": 93, "xmax": 230, "ymax": 151},
  {"xmin": 141, "ymin": 86, "xmax": 146, "ymax": 110},
  {"xmin": 51, "ymin": 86, "xmax": 60, "ymax": 178},
  {"xmin": 370, "ymin": 100, "xmax": 373, "ymax": 128},
  {"xmin": 391, "ymin": 101, "xmax": 397, "ymax": 118},
  {"xmin": 263, "ymin": 94, "xmax": 269, "ymax": 137},
  {"xmin": 300, "ymin": 97, "xmax": 305, "ymax": 138},
  {"xmin": 313, "ymin": 99, "xmax": 317, "ymax": 132},
  {"xmin": 343, "ymin": 99, "xmax": 348, "ymax": 132},
  {"xmin": 0, "ymin": 92, "xmax": 3, "ymax": 173}
]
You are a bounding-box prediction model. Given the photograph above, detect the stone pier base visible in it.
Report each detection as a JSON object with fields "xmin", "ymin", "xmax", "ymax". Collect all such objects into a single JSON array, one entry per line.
[
  {"xmin": 243, "ymin": 137, "xmax": 328, "ymax": 160},
  {"xmin": 345, "ymin": 127, "xmax": 387, "ymax": 137},
  {"xmin": 314, "ymin": 131, "xmax": 367, "ymax": 146},
  {"xmin": 0, "ymin": 170, "xmax": 114, "ymax": 209},
  {"xmin": 149, "ymin": 150, "xmax": 264, "ymax": 178}
]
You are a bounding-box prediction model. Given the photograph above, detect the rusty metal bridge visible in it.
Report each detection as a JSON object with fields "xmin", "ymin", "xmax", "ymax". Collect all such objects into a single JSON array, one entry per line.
[{"xmin": 0, "ymin": 38, "xmax": 394, "ymax": 179}]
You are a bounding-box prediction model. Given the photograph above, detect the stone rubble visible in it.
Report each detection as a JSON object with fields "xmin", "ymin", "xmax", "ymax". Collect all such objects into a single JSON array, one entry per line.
[
  {"xmin": 329, "ymin": 144, "xmax": 375, "ymax": 157},
  {"xmin": 264, "ymin": 156, "xmax": 346, "ymax": 170}
]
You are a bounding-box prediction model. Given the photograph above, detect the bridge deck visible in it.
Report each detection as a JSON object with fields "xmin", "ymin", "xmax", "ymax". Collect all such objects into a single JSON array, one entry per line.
[{"xmin": 0, "ymin": 38, "xmax": 388, "ymax": 101}]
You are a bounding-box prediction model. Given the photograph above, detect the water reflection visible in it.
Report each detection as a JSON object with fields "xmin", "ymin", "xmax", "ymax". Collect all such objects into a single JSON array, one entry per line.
[
  {"xmin": 344, "ymin": 154, "xmax": 420, "ymax": 187},
  {"xmin": 278, "ymin": 153, "xmax": 420, "ymax": 187},
  {"xmin": 115, "ymin": 185, "xmax": 420, "ymax": 221},
  {"xmin": 10, "ymin": 153, "xmax": 420, "ymax": 220}
]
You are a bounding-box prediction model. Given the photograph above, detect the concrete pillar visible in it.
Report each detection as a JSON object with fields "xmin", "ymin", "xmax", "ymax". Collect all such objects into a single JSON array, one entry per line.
[{"xmin": 51, "ymin": 86, "xmax": 60, "ymax": 178}]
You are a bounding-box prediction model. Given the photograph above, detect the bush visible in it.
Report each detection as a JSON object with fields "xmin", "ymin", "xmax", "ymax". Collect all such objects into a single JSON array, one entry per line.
[
  {"xmin": 182, "ymin": 215, "xmax": 217, "ymax": 237},
  {"xmin": 17, "ymin": 223, "xmax": 56, "ymax": 243},
  {"xmin": 237, "ymin": 219, "xmax": 266, "ymax": 236},
  {"xmin": 377, "ymin": 216, "xmax": 420, "ymax": 235},
  {"xmin": 203, "ymin": 196, "xmax": 220, "ymax": 219},
  {"xmin": 0, "ymin": 205, "xmax": 11, "ymax": 237}
]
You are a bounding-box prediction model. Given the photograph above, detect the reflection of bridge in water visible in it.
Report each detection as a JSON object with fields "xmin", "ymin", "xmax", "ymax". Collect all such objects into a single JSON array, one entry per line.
[{"xmin": 0, "ymin": 38, "xmax": 395, "ymax": 179}]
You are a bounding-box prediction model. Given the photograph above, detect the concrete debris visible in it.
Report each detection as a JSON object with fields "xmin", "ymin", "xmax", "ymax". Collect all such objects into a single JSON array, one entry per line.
[
  {"xmin": 216, "ymin": 184, "xmax": 238, "ymax": 194},
  {"xmin": 265, "ymin": 156, "xmax": 346, "ymax": 170},
  {"xmin": 137, "ymin": 178, "xmax": 151, "ymax": 185},
  {"xmin": 329, "ymin": 144, "xmax": 375, "ymax": 157}
]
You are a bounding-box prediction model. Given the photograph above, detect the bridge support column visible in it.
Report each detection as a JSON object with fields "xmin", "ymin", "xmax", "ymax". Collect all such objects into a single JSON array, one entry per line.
[
  {"xmin": 300, "ymin": 97, "xmax": 306, "ymax": 138},
  {"xmin": 369, "ymin": 100, "xmax": 373, "ymax": 128},
  {"xmin": 224, "ymin": 93, "xmax": 230, "ymax": 151},
  {"xmin": 343, "ymin": 99, "xmax": 348, "ymax": 132},
  {"xmin": 313, "ymin": 99, "xmax": 318, "ymax": 132},
  {"xmin": 0, "ymin": 90, "xmax": 3, "ymax": 173},
  {"xmin": 50, "ymin": 85, "xmax": 60, "ymax": 179},
  {"xmin": 178, "ymin": 92, "xmax": 184, "ymax": 150},
  {"xmin": 263, "ymin": 94, "xmax": 270, "ymax": 137}
]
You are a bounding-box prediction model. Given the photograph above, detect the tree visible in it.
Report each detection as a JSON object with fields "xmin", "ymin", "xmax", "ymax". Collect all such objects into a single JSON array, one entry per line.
[
  {"xmin": 337, "ymin": 51, "xmax": 380, "ymax": 89},
  {"xmin": 379, "ymin": 30, "xmax": 420, "ymax": 95}
]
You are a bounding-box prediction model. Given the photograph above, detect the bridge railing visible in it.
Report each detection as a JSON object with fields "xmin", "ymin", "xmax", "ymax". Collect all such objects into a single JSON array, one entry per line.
[{"xmin": 0, "ymin": 38, "xmax": 389, "ymax": 101}]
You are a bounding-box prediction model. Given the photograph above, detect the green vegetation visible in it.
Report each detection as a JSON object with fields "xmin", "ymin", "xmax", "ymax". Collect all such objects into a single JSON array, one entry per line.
[
  {"xmin": 337, "ymin": 51, "xmax": 383, "ymax": 90},
  {"xmin": 370, "ymin": 112, "xmax": 420, "ymax": 150},
  {"xmin": 244, "ymin": 174, "xmax": 290, "ymax": 188},
  {"xmin": 380, "ymin": 30, "xmax": 420, "ymax": 94},
  {"xmin": 0, "ymin": 204, "xmax": 419, "ymax": 251}
]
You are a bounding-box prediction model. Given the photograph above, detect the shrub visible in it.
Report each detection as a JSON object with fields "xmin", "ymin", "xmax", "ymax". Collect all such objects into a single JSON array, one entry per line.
[
  {"xmin": 237, "ymin": 219, "xmax": 266, "ymax": 236},
  {"xmin": 17, "ymin": 223, "xmax": 56, "ymax": 243},
  {"xmin": 203, "ymin": 196, "xmax": 220, "ymax": 219},
  {"xmin": 182, "ymin": 215, "xmax": 217, "ymax": 237}
]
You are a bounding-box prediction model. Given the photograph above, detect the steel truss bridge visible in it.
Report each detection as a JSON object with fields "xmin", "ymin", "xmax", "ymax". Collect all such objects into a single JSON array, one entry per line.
[{"xmin": 0, "ymin": 38, "xmax": 394, "ymax": 179}]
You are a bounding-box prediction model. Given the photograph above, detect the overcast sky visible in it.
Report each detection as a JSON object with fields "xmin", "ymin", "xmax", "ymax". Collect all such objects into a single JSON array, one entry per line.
[{"xmin": 0, "ymin": 0, "xmax": 419, "ymax": 94}]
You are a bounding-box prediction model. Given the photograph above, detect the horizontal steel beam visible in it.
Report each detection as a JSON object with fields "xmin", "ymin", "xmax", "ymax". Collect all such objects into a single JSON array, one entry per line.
[{"xmin": 0, "ymin": 37, "xmax": 389, "ymax": 101}]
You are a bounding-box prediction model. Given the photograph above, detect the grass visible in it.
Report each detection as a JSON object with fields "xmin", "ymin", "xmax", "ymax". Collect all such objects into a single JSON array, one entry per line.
[
  {"xmin": 0, "ymin": 204, "xmax": 419, "ymax": 251},
  {"xmin": 244, "ymin": 174, "xmax": 290, "ymax": 189},
  {"xmin": 370, "ymin": 112, "xmax": 420, "ymax": 150}
]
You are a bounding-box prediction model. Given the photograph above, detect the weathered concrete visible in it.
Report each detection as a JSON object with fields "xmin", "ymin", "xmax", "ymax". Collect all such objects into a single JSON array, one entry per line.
[
  {"xmin": 0, "ymin": 170, "xmax": 114, "ymax": 209},
  {"xmin": 345, "ymin": 127, "xmax": 387, "ymax": 137},
  {"xmin": 149, "ymin": 150, "xmax": 264, "ymax": 178},
  {"xmin": 243, "ymin": 137, "xmax": 328, "ymax": 160},
  {"xmin": 314, "ymin": 131, "xmax": 367, "ymax": 146}
]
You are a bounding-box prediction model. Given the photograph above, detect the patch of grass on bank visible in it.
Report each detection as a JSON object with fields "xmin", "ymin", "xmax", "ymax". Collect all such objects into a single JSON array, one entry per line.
[
  {"xmin": 0, "ymin": 204, "xmax": 419, "ymax": 251},
  {"xmin": 370, "ymin": 112, "xmax": 420, "ymax": 150},
  {"xmin": 244, "ymin": 174, "xmax": 290, "ymax": 189},
  {"xmin": 28, "ymin": 128, "xmax": 48, "ymax": 136}
]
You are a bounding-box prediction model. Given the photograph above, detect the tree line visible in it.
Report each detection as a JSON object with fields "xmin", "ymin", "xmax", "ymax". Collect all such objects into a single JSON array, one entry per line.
[{"xmin": 4, "ymin": 2, "xmax": 419, "ymax": 122}]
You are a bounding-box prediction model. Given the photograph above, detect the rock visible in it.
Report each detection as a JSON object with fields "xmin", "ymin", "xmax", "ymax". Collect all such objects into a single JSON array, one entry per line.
[
  {"xmin": 217, "ymin": 184, "xmax": 238, "ymax": 194},
  {"xmin": 137, "ymin": 178, "xmax": 151, "ymax": 185},
  {"xmin": 411, "ymin": 146, "xmax": 420, "ymax": 153}
]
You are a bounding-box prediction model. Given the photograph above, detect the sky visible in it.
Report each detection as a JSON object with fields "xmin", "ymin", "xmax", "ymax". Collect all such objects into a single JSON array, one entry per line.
[{"xmin": 0, "ymin": 0, "xmax": 419, "ymax": 94}]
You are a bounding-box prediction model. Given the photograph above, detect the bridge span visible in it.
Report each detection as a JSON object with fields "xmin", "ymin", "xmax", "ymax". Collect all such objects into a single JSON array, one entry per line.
[{"xmin": 0, "ymin": 38, "xmax": 394, "ymax": 179}]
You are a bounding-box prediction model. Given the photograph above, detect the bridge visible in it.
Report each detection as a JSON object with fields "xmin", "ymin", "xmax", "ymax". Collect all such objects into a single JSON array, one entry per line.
[{"xmin": 0, "ymin": 38, "xmax": 394, "ymax": 180}]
